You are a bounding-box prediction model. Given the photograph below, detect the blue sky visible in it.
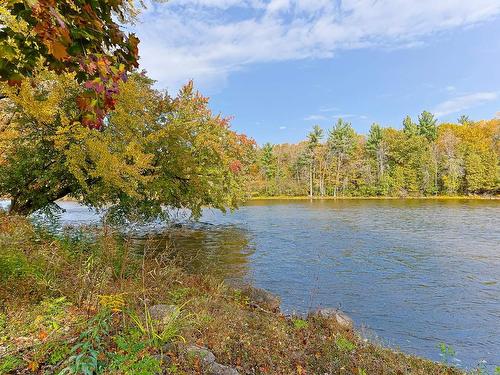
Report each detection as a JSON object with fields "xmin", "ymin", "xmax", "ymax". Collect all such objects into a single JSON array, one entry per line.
[{"xmin": 134, "ymin": 0, "xmax": 500, "ymax": 144}]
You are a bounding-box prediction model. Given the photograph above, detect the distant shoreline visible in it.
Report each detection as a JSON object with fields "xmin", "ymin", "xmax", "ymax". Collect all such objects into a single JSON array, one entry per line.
[
  {"xmin": 2, "ymin": 195, "xmax": 499, "ymax": 206},
  {"xmin": 250, "ymin": 195, "xmax": 500, "ymax": 201}
]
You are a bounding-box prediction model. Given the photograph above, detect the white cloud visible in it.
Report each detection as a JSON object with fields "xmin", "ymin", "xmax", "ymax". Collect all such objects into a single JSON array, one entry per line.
[
  {"xmin": 433, "ymin": 92, "xmax": 499, "ymax": 117},
  {"xmin": 135, "ymin": 1, "xmax": 500, "ymax": 90},
  {"xmin": 304, "ymin": 114, "xmax": 327, "ymax": 121},
  {"xmin": 279, "ymin": 126, "xmax": 287, "ymax": 130},
  {"xmin": 304, "ymin": 113, "xmax": 367, "ymax": 122}
]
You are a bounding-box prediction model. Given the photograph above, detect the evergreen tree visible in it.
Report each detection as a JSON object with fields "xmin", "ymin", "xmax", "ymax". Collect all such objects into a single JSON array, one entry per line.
[
  {"xmin": 458, "ymin": 115, "xmax": 472, "ymax": 126},
  {"xmin": 306, "ymin": 125, "xmax": 324, "ymax": 197},
  {"xmin": 366, "ymin": 123, "xmax": 387, "ymax": 191},
  {"xmin": 366, "ymin": 123, "xmax": 383, "ymax": 154},
  {"xmin": 328, "ymin": 119, "xmax": 356, "ymax": 196},
  {"xmin": 403, "ymin": 115, "xmax": 418, "ymax": 137},
  {"xmin": 417, "ymin": 111, "xmax": 438, "ymax": 142},
  {"xmin": 261, "ymin": 143, "xmax": 277, "ymax": 181},
  {"xmin": 260, "ymin": 143, "xmax": 277, "ymax": 195}
]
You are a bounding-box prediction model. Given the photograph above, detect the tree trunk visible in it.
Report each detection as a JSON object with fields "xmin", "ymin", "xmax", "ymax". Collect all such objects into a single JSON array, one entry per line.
[
  {"xmin": 334, "ymin": 155, "xmax": 342, "ymax": 198},
  {"xmin": 8, "ymin": 197, "xmax": 34, "ymax": 216},
  {"xmin": 8, "ymin": 185, "xmax": 73, "ymax": 216},
  {"xmin": 309, "ymin": 162, "xmax": 313, "ymax": 197}
]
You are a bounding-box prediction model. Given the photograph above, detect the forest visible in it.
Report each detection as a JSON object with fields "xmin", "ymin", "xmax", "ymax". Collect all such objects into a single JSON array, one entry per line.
[{"xmin": 252, "ymin": 114, "xmax": 500, "ymax": 197}]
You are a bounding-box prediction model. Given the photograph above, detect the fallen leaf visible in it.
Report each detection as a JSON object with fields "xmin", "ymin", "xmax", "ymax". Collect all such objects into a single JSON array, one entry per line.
[
  {"xmin": 38, "ymin": 330, "xmax": 48, "ymax": 340},
  {"xmin": 28, "ymin": 361, "xmax": 39, "ymax": 371}
]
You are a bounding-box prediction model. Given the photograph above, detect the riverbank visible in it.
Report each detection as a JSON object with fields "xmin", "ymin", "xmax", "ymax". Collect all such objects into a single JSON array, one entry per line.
[
  {"xmin": 0, "ymin": 214, "xmax": 481, "ymax": 374},
  {"xmin": 250, "ymin": 195, "xmax": 500, "ymax": 201}
]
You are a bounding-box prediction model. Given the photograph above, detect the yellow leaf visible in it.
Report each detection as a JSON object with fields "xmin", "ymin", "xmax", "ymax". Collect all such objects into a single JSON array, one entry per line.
[
  {"xmin": 28, "ymin": 361, "xmax": 39, "ymax": 371},
  {"xmin": 49, "ymin": 40, "xmax": 68, "ymax": 60}
]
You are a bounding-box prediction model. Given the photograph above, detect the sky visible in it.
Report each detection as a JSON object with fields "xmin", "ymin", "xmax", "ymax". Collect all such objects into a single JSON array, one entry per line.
[{"xmin": 133, "ymin": 0, "xmax": 500, "ymax": 144}]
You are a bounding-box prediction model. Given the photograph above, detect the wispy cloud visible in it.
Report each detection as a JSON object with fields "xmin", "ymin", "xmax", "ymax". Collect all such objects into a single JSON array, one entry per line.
[
  {"xmin": 433, "ymin": 92, "xmax": 499, "ymax": 117},
  {"xmin": 279, "ymin": 126, "xmax": 287, "ymax": 130},
  {"xmin": 304, "ymin": 113, "xmax": 366, "ymax": 122},
  {"xmin": 304, "ymin": 114, "xmax": 327, "ymax": 121},
  {"xmin": 136, "ymin": 0, "xmax": 500, "ymax": 90}
]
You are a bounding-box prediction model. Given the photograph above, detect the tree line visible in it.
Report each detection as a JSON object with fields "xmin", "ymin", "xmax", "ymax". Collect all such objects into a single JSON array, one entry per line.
[{"xmin": 252, "ymin": 112, "xmax": 500, "ymax": 197}]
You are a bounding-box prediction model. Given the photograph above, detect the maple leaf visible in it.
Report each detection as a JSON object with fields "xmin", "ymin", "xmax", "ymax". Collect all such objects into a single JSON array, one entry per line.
[{"xmin": 50, "ymin": 40, "xmax": 69, "ymax": 60}]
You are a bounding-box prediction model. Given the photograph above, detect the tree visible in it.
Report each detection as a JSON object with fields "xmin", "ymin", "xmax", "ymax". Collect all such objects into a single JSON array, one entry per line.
[
  {"xmin": 328, "ymin": 119, "xmax": 356, "ymax": 197},
  {"xmin": 0, "ymin": 0, "xmax": 149, "ymax": 128},
  {"xmin": 458, "ymin": 115, "xmax": 472, "ymax": 126},
  {"xmin": 0, "ymin": 71, "xmax": 254, "ymax": 219},
  {"xmin": 417, "ymin": 111, "xmax": 438, "ymax": 142},
  {"xmin": 306, "ymin": 125, "xmax": 323, "ymax": 197},
  {"xmin": 260, "ymin": 143, "xmax": 276, "ymax": 180},
  {"xmin": 437, "ymin": 128, "xmax": 463, "ymax": 194},
  {"xmin": 403, "ymin": 115, "xmax": 418, "ymax": 137},
  {"xmin": 458, "ymin": 122, "xmax": 498, "ymax": 194},
  {"xmin": 366, "ymin": 123, "xmax": 387, "ymax": 190},
  {"xmin": 417, "ymin": 111, "xmax": 439, "ymax": 193},
  {"xmin": 260, "ymin": 143, "xmax": 277, "ymax": 195}
]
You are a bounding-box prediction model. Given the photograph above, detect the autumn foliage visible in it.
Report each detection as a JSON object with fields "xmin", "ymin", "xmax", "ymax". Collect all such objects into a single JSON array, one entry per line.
[
  {"xmin": 253, "ymin": 117, "xmax": 499, "ymax": 197},
  {"xmin": 0, "ymin": 72, "xmax": 255, "ymax": 218},
  {"xmin": 0, "ymin": 0, "xmax": 141, "ymax": 128}
]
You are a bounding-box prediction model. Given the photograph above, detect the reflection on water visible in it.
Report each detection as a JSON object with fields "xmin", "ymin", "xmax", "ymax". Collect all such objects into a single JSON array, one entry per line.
[
  {"xmin": 128, "ymin": 225, "xmax": 254, "ymax": 280},
  {"xmin": 1, "ymin": 199, "xmax": 499, "ymax": 369}
]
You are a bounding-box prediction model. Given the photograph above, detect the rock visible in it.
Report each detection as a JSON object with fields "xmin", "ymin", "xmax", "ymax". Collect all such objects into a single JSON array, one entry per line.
[
  {"xmin": 185, "ymin": 345, "xmax": 216, "ymax": 365},
  {"xmin": 314, "ymin": 308, "xmax": 354, "ymax": 330},
  {"xmin": 240, "ymin": 285, "xmax": 281, "ymax": 311},
  {"xmin": 185, "ymin": 345, "xmax": 239, "ymax": 375},
  {"xmin": 148, "ymin": 304, "xmax": 178, "ymax": 324},
  {"xmin": 208, "ymin": 362, "xmax": 239, "ymax": 375}
]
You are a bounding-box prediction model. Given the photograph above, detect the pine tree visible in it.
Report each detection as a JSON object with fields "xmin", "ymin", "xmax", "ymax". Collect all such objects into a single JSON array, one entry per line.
[
  {"xmin": 403, "ymin": 115, "xmax": 418, "ymax": 137},
  {"xmin": 328, "ymin": 119, "xmax": 356, "ymax": 197},
  {"xmin": 306, "ymin": 125, "xmax": 324, "ymax": 197},
  {"xmin": 366, "ymin": 123, "xmax": 387, "ymax": 190},
  {"xmin": 458, "ymin": 115, "xmax": 472, "ymax": 126},
  {"xmin": 417, "ymin": 111, "xmax": 438, "ymax": 142}
]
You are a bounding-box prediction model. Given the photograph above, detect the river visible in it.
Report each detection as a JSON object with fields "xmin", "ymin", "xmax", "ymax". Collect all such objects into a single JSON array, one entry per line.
[{"xmin": 2, "ymin": 199, "xmax": 499, "ymax": 369}]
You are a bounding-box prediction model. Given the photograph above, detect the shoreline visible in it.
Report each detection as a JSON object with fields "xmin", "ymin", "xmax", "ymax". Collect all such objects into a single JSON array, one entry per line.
[
  {"xmin": 250, "ymin": 195, "xmax": 500, "ymax": 201},
  {"xmin": 2, "ymin": 195, "xmax": 499, "ymax": 208}
]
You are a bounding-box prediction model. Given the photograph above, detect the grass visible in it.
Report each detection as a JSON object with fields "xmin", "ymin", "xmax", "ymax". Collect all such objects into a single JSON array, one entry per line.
[{"xmin": 0, "ymin": 212, "xmax": 491, "ymax": 374}]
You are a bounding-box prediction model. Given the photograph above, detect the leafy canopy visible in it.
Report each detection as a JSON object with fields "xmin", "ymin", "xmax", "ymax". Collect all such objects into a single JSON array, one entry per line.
[
  {"xmin": 0, "ymin": 0, "xmax": 149, "ymax": 128},
  {"xmin": 0, "ymin": 71, "xmax": 255, "ymax": 219}
]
